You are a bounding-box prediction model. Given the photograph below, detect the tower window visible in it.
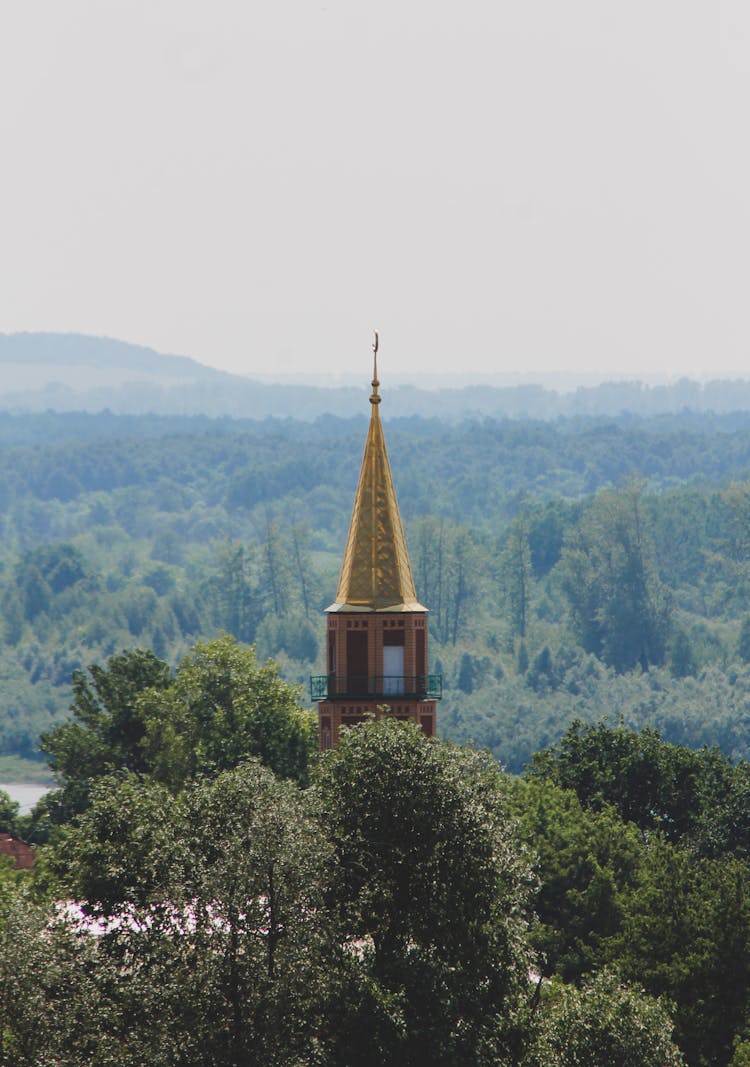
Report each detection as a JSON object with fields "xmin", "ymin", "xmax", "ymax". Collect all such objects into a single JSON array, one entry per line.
[{"xmin": 347, "ymin": 629, "xmax": 368, "ymax": 681}]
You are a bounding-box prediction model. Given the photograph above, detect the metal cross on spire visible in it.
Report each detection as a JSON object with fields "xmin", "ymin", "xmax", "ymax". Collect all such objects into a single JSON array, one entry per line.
[{"xmin": 370, "ymin": 330, "xmax": 380, "ymax": 405}]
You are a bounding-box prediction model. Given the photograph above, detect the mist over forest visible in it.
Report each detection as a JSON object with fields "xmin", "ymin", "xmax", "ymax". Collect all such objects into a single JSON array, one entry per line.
[{"xmin": 5, "ymin": 331, "xmax": 750, "ymax": 420}]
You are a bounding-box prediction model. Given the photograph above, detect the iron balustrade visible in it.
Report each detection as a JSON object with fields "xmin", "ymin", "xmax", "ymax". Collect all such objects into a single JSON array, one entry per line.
[{"xmin": 310, "ymin": 674, "xmax": 442, "ymax": 702}]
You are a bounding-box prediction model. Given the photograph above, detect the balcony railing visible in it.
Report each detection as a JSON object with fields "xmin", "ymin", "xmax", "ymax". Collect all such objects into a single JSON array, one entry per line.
[{"xmin": 310, "ymin": 674, "xmax": 442, "ymax": 702}]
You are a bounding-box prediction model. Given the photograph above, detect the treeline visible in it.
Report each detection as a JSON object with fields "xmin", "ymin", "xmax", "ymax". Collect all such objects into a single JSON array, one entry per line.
[
  {"xmin": 6, "ymin": 410, "xmax": 750, "ymax": 518},
  {"xmin": 9, "ymin": 331, "xmax": 750, "ymax": 420}
]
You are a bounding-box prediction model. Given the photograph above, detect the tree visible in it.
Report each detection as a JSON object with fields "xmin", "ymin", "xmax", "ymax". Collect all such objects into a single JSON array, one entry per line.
[
  {"xmin": 529, "ymin": 721, "xmax": 706, "ymax": 842},
  {"xmin": 139, "ymin": 635, "xmax": 316, "ymax": 790},
  {"xmin": 183, "ymin": 762, "xmax": 331, "ymax": 1065},
  {"xmin": 527, "ymin": 646, "xmax": 555, "ymax": 692},
  {"xmin": 502, "ymin": 515, "xmax": 532, "ymax": 639},
  {"xmin": 1, "ymin": 592, "xmax": 24, "ymax": 646},
  {"xmin": 614, "ymin": 839, "xmax": 750, "ymax": 1066},
  {"xmin": 508, "ymin": 777, "xmax": 643, "ymax": 981},
  {"xmin": 669, "ymin": 627, "xmax": 696, "ymax": 678},
  {"xmin": 457, "ymin": 651, "xmax": 477, "ymax": 693},
  {"xmin": 211, "ymin": 541, "xmax": 258, "ymax": 643},
  {"xmin": 445, "ymin": 529, "xmax": 479, "ymax": 644},
  {"xmin": 257, "ymin": 513, "xmax": 293, "ymax": 618},
  {"xmin": 722, "ymin": 482, "xmax": 750, "ymax": 563},
  {"xmin": 731, "ymin": 1038, "xmax": 750, "ymax": 1067},
  {"xmin": 524, "ymin": 970, "xmax": 684, "ymax": 1067},
  {"xmin": 255, "ymin": 614, "xmax": 319, "ymax": 663},
  {"xmin": 38, "ymin": 637, "xmax": 316, "ymax": 830},
  {"xmin": 559, "ymin": 486, "xmax": 672, "ymax": 671},
  {"xmin": 0, "ymin": 790, "xmax": 19, "ymax": 836},
  {"xmin": 39, "ymin": 648, "xmax": 173, "ymax": 825},
  {"xmin": 694, "ymin": 757, "xmax": 750, "ymax": 861},
  {"xmin": 289, "ymin": 520, "xmax": 316, "ymax": 619},
  {"xmin": 0, "ymin": 895, "xmax": 129, "ymax": 1067},
  {"xmin": 57, "ymin": 772, "xmax": 184, "ymax": 913},
  {"xmin": 316, "ymin": 719, "xmax": 533, "ymax": 1066},
  {"xmin": 4, "ymin": 763, "xmax": 333, "ymax": 1067},
  {"xmin": 516, "ymin": 640, "xmax": 529, "ymax": 674},
  {"xmin": 526, "ymin": 501, "xmax": 570, "ymax": 578},
  {"xmin": 412, "ymin": 516, "xmax": 447, "ymax": 634},
  {"xmin": 410, "ymin": 519, "xmax": 478, "ymax": 644}
]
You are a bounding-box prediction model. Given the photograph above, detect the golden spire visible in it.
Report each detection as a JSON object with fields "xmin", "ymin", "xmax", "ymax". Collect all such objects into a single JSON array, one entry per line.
[{"xmin": 327, "ymin": 334, "xmax": 425, "ymax": 613}]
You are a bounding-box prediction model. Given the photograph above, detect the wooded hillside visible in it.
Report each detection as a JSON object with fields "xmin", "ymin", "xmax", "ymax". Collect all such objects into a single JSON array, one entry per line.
[{"xmin": 3, "ymin": 408, "xmax": 750, "ymax": 771}]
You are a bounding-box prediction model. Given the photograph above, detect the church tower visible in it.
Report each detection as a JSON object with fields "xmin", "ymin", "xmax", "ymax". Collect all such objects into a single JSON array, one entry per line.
[{"xmin": 311, "ymin": 337, "xmax": 441, "ymax": 749}]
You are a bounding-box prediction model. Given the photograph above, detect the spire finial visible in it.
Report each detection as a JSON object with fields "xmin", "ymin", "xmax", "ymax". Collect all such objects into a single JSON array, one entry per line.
[{"xmin": 370, "ymin": 330, "xmax": 381, "ymax": 405}]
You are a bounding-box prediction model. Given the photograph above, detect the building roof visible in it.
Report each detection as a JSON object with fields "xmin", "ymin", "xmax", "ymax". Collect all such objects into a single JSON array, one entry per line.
[
  {"xmin": 0, "ymin": 833, "xmax": 35, "ymax": 871},
  {"xmin": 327, "ymin": 345, "xmax": 426, "ymax": 614}
]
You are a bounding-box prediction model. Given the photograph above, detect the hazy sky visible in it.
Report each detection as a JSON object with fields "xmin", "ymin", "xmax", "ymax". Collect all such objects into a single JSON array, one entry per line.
[{"xmin": 2, "ymin": 2, "xmax": 749, "ymax": 382}]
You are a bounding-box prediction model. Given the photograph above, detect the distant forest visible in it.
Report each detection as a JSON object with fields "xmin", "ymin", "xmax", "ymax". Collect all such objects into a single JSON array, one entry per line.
[
  {"xmin": 7, "ymin": 331, "xmax": 750, "ymax": 419},
  {"xmin": 3, "ymin": 406, "xmax": 750, "ymax": 771}
]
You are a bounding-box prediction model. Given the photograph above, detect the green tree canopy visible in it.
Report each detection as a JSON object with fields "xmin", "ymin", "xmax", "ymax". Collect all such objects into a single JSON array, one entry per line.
[
  {"xmin": 613, "ymin": 838, "xmax": 750, "ymax": 1067},
  {"xmin": 0, "ymin": 790, "xmax": 19, "ymax": 836},
  {"xmin": 524, "ymin": 970, "xmax": 684, "ymax": 1067},
  {"xmin": 530, "ymin": 720, "xmax": 710, "ymax": 842},
  {"xmin": 559, "ymin": 486, "xmax": 672, "ymax": 671},
  {"xmin": 39, "ymin": 648, "xmax": 173, "ymax": 825},
  {"xmin": 528, "ymin": 719, "xmax": 750, "ymax": 862},
  {"xmin": 316, "ymin": 718, "xmax": 533, "ymax": 1066},
  {"xmin": 37, "ymin": 636, "xmax": 316, "ymax": 836},
  {"xmin": 508, "ymin": 776, "xmax": 643, "ymax": 981},
  {"xmin": 139, "ymin": 635, "xmax": 316, "ymax": 790},
  {"xmin": 3, "ymin": 761, "xmax": 332, "ymax": 1067}
]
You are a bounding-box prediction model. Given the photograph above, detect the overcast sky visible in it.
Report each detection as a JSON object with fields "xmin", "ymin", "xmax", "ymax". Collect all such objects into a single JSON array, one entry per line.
[{"xmin": 2, "ymin": 2, "xmax": 749, "ymax": 382}]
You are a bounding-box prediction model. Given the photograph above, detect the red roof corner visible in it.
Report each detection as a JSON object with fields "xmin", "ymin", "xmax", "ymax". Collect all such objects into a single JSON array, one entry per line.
[{"xmin": 0, "ymin": 833, "xmax": 35, "ymax": 871}]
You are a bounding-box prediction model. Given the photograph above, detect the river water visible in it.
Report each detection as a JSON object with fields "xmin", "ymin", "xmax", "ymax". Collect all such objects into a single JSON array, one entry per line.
[{"xmin": 0, "ymin": 783, "xmax": 51, "ymax": 815}]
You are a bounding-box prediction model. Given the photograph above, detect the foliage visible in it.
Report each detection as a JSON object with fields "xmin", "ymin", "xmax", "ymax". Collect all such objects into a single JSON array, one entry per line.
[
  {"xmin": 508, "ymin": 776, "xmax": 643, "ymax": 981},
  {"xmin": 731, "ymin": 1038, "xmax": 750, "ymax": 1067},
  {"xmin": 34, "ymin": 637, "xmax": 315, "ymax": 839},
  {"xmin": 6, "ymin": 408, "xmax": 750, "ymax": 774},
  {"xmin": 559, "ymin": 486, "xmax": 672, "ymax": 671},
  {"xmin": 502, "ymin": 515, "xmax": 532, "ymax": 639},
  {"xmin": 523, "ymin": 720, "xmax": 750, "ymax": 1065},
  {"xmin": 410, "ymin": 518, "xmax": 481, "ymax": 644},
  {"xmin": 55, "ymin": 773, "xmax": 184, "ymax": 912},
  {"xmin": 315, "ymin": 718, "xmax": 533, "ymax": 1065},
  {"xmin": 139, "ymin": 635, "xmax": 316, "ymax": 789},
  {"xmin": 440, "ymin": 657, "xmax": 750, "ymax": 775},
  {"xmin": 3, "ymin": 726, "xmax": 543, "ymax": 1066},
  {"xmin": 529, "ymin": 720, "xmax": 706, "ymax": 839},
  {"xmin": 524, "ymin": 970, "xmax": 684, "ymax": 1067},
  {"xmin": 2, "ymin": 762, "xmax": 332, "ymax": 1067},
  {"xmin": 11, "ymin": 395, "xmax": 750, "ymax": 1067},
  {"xmin": 528, "ymin": 719, "xmax": 750, "ymax": 859},
  {"xmin": 16, "ymin": 707, "xmax": 750, "ymax": 1064},
  {"xmin": 0, "ymin": 791, "xmax": 19, "ymax": 836},
  {"xmin": 38, "ymin": 649, "xmax": 172, "ymax": 826},
  {"xmin": 613, "ymin": 838, "xmax": 750, "ymax": 1067},
  {"xmin": 0, "ymin": 896, "xmax": 127, "ymax": 1066}
]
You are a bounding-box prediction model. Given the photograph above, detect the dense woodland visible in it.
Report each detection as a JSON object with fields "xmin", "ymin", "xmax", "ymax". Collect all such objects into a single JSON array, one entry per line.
[
  {"xmin": 0, "ymin": 644, "xmax": 747, "ymax": 1065},
  {"xmin": 4, "ymin": 406, "xmax": 750, "ymax": 1061},
  {"xmin": 4, "ymin": 409, "xmax": 750, "ymax": 771}
]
